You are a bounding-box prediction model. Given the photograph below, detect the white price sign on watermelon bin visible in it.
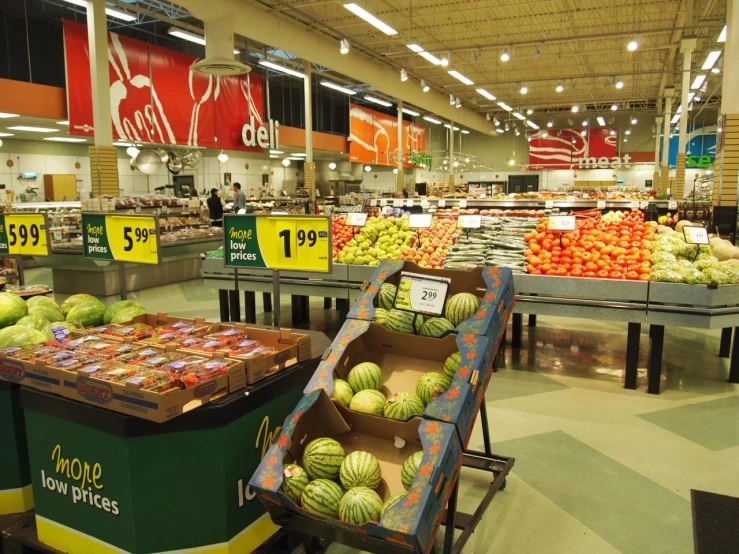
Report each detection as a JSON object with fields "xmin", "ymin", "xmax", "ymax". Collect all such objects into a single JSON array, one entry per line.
[{"xmin": 394, "ymin": 272, "xmax": 451, "ymax": 316}]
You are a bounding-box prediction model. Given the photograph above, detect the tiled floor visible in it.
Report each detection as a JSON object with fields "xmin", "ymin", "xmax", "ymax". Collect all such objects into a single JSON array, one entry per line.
[{"xmin": 28, "ymin": 269, "xmax": 739, "ymax": 553}]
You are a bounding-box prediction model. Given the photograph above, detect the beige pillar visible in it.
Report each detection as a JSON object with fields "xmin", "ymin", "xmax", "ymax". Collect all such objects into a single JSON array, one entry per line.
[
  {"xmin": 654, "ymin": 116, "xmax": 663, "ymax": 192},
  {"xmin": 661, "ymin": 89, "xmax": 674, "ymax": 195},
  {"xmin": 676, "ymin": 38, "xmax": 697, "ymax": 199},
  {"xmin": 447, "ymin": 124, "xmax": 455, "ymax": 194},
  {"xmin": 396, "ymin": 100, "xmax": 404, "ymax": 195},
  {"xmin": 303, "ymin": 62, "xmax": 316, "ymax": 204}
]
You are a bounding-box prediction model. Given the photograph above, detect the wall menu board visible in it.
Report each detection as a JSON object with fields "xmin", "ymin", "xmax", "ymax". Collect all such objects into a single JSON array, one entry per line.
[
  {"xmin": 0, "ymin": 213, "xmax": 51, "ymax": 257},
  {"xmin": 224, "ymin": 214, "xmax": 331, "ymax": 273},
  {"xmin": 82, "ymin": 213, "xmax": 161, "ymax": 265}
]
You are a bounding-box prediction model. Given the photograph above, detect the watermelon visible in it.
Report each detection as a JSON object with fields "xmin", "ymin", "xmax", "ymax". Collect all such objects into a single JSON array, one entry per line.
[
  {"xmin": 28, "ymin": 304, "xmax": 64, "ymax": 324},
  {"xmin": 47, "ymin": 320, "xmax": 79, "ymax": 332},
  {"xmin": 110, "ymin": 305, "xmax": 147, "ymax": 325},
  {"xmin": 301, "ymin": 478, "xmax": 344, "ymax": 518},
  {"xmin": 386, "ymin": 309, "xmax": 423, "ymax": 335},
  {"xmin": 382, "ymin": 492, "xmax": 406, "ymax": 514},
  {"xmin": 66, "ymin": 300, "xmax": 106, "ymax": 328},
  {"xmin": 0, "ymin": 292, "xmax": 28, "ymax": 328},
  {"xmin": 0, "ymin": 326, "xmax": 47, "ymax": 349},
  {"xmin": 302, "ymin": 437, "xmax": 346, "ymax": 480},
  {"xmin": 330, "ymin": 379, "xmax": 354, "ymax": 407},
  {"xmin": 419, "ymin": 317, "xmax": 455, "ymax": 337},
  {"xmin": 401, "ymin": 451, "xmax": 424, "ymax": 490},
  {"xmin": 16, "ymin": 314, "xmax": 49, "ymax": 331},
  {"xmin": 340, "ymin": 451, "xmax": 382, "ymax": 490},
  {"xmin": 349, "ymin": 390, "xmax": 386, "ymax": 415},
  {"xmin": 374, "ymin": 283, "xmax": 397, "ymax": 311},
  {"xmin": 372, "ymin": 308, "xmax": 390, "ymax": 327},
  {"xmin": 347, "ymin": 361, "xmax": 383, "ymax": 393},
  {"xmin": 383, "ymin": 392, "xmax": 425, "ymax": 421},
  {"xmin": 338, "ymin": 487, "xmax": 383, "ymax": 525},
  {"xmin": 26, "ymin": 296, "xmax": 59, "ymax": 311},
  {"xmin": 415, "ymin": 372, "xmax": 451, "ymax": 405},
  {"xmin": 60, "ymin": 294, "xmax": 99, "ymax": 318},
  {"xmin": 445, "ymin": 293, "xmax": 481, "ymax": 327},
  {"xmin": 444, "ymin": 351, "xmax": 462, "ymax": 379},
  {"xmin": 104, "ymin": 300, "xmax": 143, "ymax": 325},
  {"xmin": 281, "ymin": 464, "xmax": 310, "ymax": 504}
]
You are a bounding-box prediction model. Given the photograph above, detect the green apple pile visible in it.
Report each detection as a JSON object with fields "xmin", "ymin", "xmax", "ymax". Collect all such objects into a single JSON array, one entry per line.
[{"xmin": 337, "ymin": 216, "xmax": 414, "ymax": 266}]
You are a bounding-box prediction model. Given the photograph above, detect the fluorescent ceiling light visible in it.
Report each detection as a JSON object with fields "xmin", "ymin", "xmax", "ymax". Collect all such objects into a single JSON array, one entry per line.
[
  {"xmin": 497, "ymin": 102, "xmax": 513, "ymax": 112},
  {"xmin": 364, "ymin": 95, "xmax": 392, "ymax": 107},
  {"xmin": 597, "ymin": 116, "xmax": 606, "ymax": 126},
  {"xmin": 402, "ymin": 107, "xmax": 420, "ymax": 116},
  {"xmin": 448, "ymin": 70, "xmax": 474, "ymax": 85},
  {"xmin": 291, "ymin": 153, "xmax": 307, "ymax": 157},
  {"xmin": 512, "ymin": 112, "xmax": 526, "ymax": 120},
  {"xmin": 702, "ymin": 51, "xmax": 722, "ymax": 70},
  {"xmin": 476, "ymin": 88, "xmax": 496, "ymax": 101},
  {"xmin": 615, "ymin": 79, "xmax": 624, "ymax": 89},
  {"xmin": 418, "ymin": 51, "xmax": 444, "ymax": 65},
  {"xmin": 44, "ymin": 137, "xmax": 86, "ymax": 143},
  {"xmin": 168, "ymin": 28, "xmax": 237, "ymax": 53},
  {"xmin": 320, "ymin": 80, "xmax": 356, "ymax": 95},
  {"xmin": 64, "ymin": 0, "xmax": 136, "ymax": 21},
  {"xmin": 269, "ymin": 155, "xmax": 279, "ymax": 159},
  {"xmin": 407, "ymin": 44, "xmax": 424, "ymax": 53},
  {"xmin": 671, "ymin": 113, "xmax": 680, "ymax": 124},
  {"xmin": 343, "ymin": 3, "xmax": 397, "ymax": 35},
  {"xmin": 269, "ymin": 150, "xmax": 284, "ymax": 154},
  {"xmin": 423, "ymin": 116, "xmax": 441, "ymax": 124},
  {"xmin": 0, "ymin": 113, "xmax": 19, "ymax": 118},
  {"xmin": 287, "ymin": 157, "xmax": 304, "ymax": 161},
  {"xmin": 547, "ymin": 121, "xmax": 553, "ymax": 127},
  {"xmin": 526, "ymin": 120, "xmax": 539, "ymax": 129},
  {"xmin": 691, "ymin": 74, "xmax": 707, "ymax": 89},
  {"xmin": 57, "ymin": 121, "xmax": 69, "ymax": 126},
  {"xmin": 7, "ymin": 126, "xmax": 57, "ymax": 133},
  {"xmin": 625, "ymin": 129, "xmax": 631, "ymax": 135},
  {"xmin": 112, "ymin": 141, "xmax": 132, "ymax": 147},
  {"xmin": 0, "ymin": 133, "xmax": 13, "ymax": 137},
  {"xmin": 460, "ymin": 130, "xmax": 470, "ymax": 134},
  {"xmin": 718, "ymin": 25, "xmax": 727, "ymax": 42},
  {"xmin": 520, "ymin": 85, "xmax": 528, "ymax": 94},
  {"xmin": 688, "ymin": 92, "xmax": 695, "ymax": 102},
  {"xmin": 500, "ymin": 48, "xmax": 510, "ymax": 62},
  {"xmin": 259, "ymin": 60, "xmax": 305, "ymax": 79},
  {"xmin": 496, "ymin": 127, "xmax": 505, "ymax": 133}
]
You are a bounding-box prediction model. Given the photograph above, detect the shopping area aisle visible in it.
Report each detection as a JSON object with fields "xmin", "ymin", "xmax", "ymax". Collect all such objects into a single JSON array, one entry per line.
[{"xmin": 27, "ymin": 269, "xmax": 739, "ymax": 554}]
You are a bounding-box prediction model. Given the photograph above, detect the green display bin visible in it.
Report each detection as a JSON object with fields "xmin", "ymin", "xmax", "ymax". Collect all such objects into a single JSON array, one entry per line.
[
  {"xmin": 0, "ymin": 382, "xmax": 33, "ymax": 515},
  {"xmin": 19, "ymin": 332, "xmax": 328, "ymax": 554}
]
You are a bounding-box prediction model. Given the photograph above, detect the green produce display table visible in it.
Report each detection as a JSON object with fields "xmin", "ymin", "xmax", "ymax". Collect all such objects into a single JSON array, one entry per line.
[
  {"xmin": 0, "ymin": 383, "xmax": 33, "ymax": 516},
  {"xmin": 14, "ymin": 329, "xmax": 330, "ymax": 554}
]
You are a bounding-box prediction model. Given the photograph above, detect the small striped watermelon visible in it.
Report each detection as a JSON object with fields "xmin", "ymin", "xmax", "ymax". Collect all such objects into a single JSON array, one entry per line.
[
  {"xmin": 16, "ymin": 314, "xmax": 49, "ymax": 331},
  {"xmin": 382, "ymin": 492, "xmax": 406, "ymax": 514},
  {"xmin": 340, "ymin": 451, "xmax": 382, "ymax": 489},
  {"xmin": 281, "ymin": 464, "xmax": 310, "ymax": 504},
  {"xmin": 302, "ymin": 438, "xmax": 346, "ymax": 480},
  {"xmin": 444, "ymin": 351, "xmax": 462, "ymax": 379},
  {"xmin": 383, "ymin": 392, "xmax": 424, "ymax": 420},
  {"xmin": 445, "ymin": 293, "xmax": 481, "ymax": 327},
  {"xmin": 386, "ymin": 309, "xmax": 423, "ymax": 335},
  {"xmin": 339, "ymin": 487, "xmax": 383, "ymax": 525},
  {"xmin": 330, "ymin": 379, "xmax": 354, "ymax": 407},
  {"xmin": 401, "ymin": 451, "xmax": 424, "ymax": 490},
  {"xmin": 415, "ymin": 372, "xmax": 451, "ymax": 405},
  {"xmin": 349, "ymin": 390, "xmax": 386, "ymax": 416},
  {"xmin": 347, "ymin": 361, "xmax": 383, "ymax": 393},
  {"xmin": 372, "ymin": 308, "xmax": 390, "ymax": 327},
  {"xmin": 301, "ymin": 478, "xmax": 344, "ymax": 518},
  {"xmin": 60, "ymin": 294, "xmax": 99, "ymax": 318},
  {"xmin": 419, "ymin": 317, "xmax": 455, "ymax": 337},
  {"xmin": 374, "ymin": 283, "xmax": 397, "ymax": 311}
]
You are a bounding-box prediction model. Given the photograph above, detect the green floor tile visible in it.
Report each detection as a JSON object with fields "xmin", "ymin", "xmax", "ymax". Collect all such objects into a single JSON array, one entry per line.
[
  {"xmin": 639, "ymin": 396, "xmax": 739, "ymax": 451},
  {"xmin": 488, "ymin": 369, "xmax": 570, "ymax": 401},
  {"xmin": 493, "ymin": 430, "xmax": 693, "ymax": 554}
]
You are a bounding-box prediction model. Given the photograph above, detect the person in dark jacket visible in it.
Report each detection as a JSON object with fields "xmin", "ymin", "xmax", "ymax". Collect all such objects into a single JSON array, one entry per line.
[{"xmin": 207, "ymin": 188, "xmax": 224, "ymax": 227}]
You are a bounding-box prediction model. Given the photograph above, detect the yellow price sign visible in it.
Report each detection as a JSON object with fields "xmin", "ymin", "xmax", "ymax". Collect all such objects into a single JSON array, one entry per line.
[
  {"xmin": 0, "ymin": 213, "xmax": 50, "ymax": 257},
  {"xmin": 82, "ymin": 213, "xmax": 160, "ymax": 265}
]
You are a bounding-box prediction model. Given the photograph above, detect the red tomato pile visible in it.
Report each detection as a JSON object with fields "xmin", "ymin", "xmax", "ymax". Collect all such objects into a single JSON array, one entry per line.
[
  {"xmin": 332, "ymin": 217, "xmax": 358, "ymax": 260},
  {"xmin": 524, "ymin": 210, "xmax": 658, "ymax": 280}
]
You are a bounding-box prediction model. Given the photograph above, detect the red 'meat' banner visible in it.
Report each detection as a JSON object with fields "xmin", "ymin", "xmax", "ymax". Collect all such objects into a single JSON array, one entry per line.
[{"xmin": 528, "ymin": 128, "xmax": 618, "ymax": 169}]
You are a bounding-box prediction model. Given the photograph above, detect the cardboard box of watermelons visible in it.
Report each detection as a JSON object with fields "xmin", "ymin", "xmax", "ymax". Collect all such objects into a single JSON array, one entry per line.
[
  {"xmin": 249, "ymin": 389, "xmax": 462, "ymax": 554},
  {"xmin": 304, "ymin": 319, "xmax": 493, "ymax": 448},
  {"xmin": 347, "ymin": 260, "xmax": 515, "ymax": 345}
]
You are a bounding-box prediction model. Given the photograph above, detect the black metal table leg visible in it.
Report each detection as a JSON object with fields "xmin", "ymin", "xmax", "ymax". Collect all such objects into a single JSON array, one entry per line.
[
  {"xmin": 624, "ymin": 322, "xmax": 641, "ymax": 390},
  {"xmin": 729, "ymin": 327, "xmax": 739, "ymax": 384},
  {"xmin": 336, "ymin": 298, "xmax": 349, "ymax": 321},
  {"xmin": 228, "ymin": 290, "xmax": 241, "ymax": 323},
  {"xmin": 511, "ymin": 313, "xmax": 523, "ymax": 348},
  {"xmin": 442, "ymin": 479, "xmax": 459, "ymax": 554},
  {"xmin": 719, "ymin": 327, "xmax": 732, "ymax": 358},
  {"xmin": 301, "ymin": 296, "xmax": 311, "ymax": 323},
  {"xmin": 323, "ymin": 297, "xmax": 332, "ymax": 309},
  {"xmin": 263, "ymin": 292, "xmax": 272, "ymax": 313},
  {"xmin": 528, "ymin": 314, "xmax": 537, "ymax": 327},
  {"xmin": 479, "ymin": 401, "xmax": 492, "ymax": 457},
  {"xmin": 218, "ymin": 289, "xmax": 230, "ymax": 322},
  {"xmin": 647, "ymin": 325, "xmax": 665, "ymax": 394},
  {"xmin": 291, "ymin": 295, "xmax": 303, "ymax": 326},
  {"xmin": 244, "ymin": 291, "xmax": 257, "ymax": 324}
]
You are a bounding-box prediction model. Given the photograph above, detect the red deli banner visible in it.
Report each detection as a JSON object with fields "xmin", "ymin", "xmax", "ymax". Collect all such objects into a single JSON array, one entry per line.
[
  {"xmin": 63, "ymin": 20, "xmax": 264, "ymax": 151},
  {"xmin": 349, "ymin": 104, "xmax": 425, "ymax": 167},
  {"xmin": 528, "ymin": 128, "xmax": 636, "ymax": 170}
]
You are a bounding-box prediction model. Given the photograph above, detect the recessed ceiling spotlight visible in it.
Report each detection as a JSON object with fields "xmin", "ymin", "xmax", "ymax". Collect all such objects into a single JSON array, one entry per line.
[
  {"xmin": 556, "ymin": 82, "xmax": 564, "ymax": 93},
  {"xmin": 282, "ymin": 158, "xmax": 291, "ymax": 167},
  {"xmin": 581, "ymin": 130, "xmax": 586, "ymax": 136},
  {"xmin": 627, "ymin": 38, "xmax": 638, "ymax": 51},
  {"xmin": 625, "ymin": 129, "xmax": 631, "ymax": 135},
  {"xmin": 571, "ymin": 105, "xmax": 579, "ymax": 113},
  {"xmin": 609, "ymin": 130, "xmax": 616, "ymax": 136},
  {"xmin": 615, "ymin": 79, "xmax": 624, "ymax": 89},
  {"xmin": 364, "ymin": 165, "xmax": 372, "ymax": 172},
  {"xmin": 526, "ymin": 109, "xmax": 533, "ymax": 115},
  {"xmin": 500, "ymin": 47, "xmax": 510, "ymax": 62},
  {"xmin": 329, "ymin": 162, "xmax": 337, "ymax": 170},
  {"xmin": 520, "ymin": 85, "xmax": 528, "ymax": 94},
  {"xmin": 631, "ymin": 117, "xmax": 638, "ymax": 124},
  {"xmin": 611, "ymin": 104, "xmax": 619, "ymax": 111},
  {"xmin": 547, "ymin": 121, "xmax": 553, "ymax": 128}
]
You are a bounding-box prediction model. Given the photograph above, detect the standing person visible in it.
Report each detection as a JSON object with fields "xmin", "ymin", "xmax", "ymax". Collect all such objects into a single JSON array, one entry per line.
[
  {"xmin": 232, "ymin": 182, "xmax": 246, "ymax": 212},
  {"xmin": 207, "ymin": 188, "xmax": 224, "ymax": 227},
  {"xmin": 189, "ymin": 188, "xmax": 199, "ymax": 199}
]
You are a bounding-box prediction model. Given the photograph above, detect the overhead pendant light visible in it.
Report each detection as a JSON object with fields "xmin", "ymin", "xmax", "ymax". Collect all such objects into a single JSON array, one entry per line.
[
  {"xmin": 623, "ymin": 138, "xmax": 628, "ymax": 143},
  {"xmin": 504, "ymin": 122, "xmax": 510, "ymax": 131},
  {"xmin": 340, "ymin": 38, "xmax": 350, "ymax": 54},
  {"xmin": 320, "ymin": 80, "xmax": 356, "ymax": 95},
  {"xmin": 610, "ymin": 104, "xmax": 619, "ymax": 111},
  {"xmin": 582, "ymin": 119, "xmax": 589, "ymax": 126},
  {"xmin": 615, "ymin": 79, "xmax": 624, "ymax": 89},
  {"xmin": 65, "ymin": 0, "xmax": 136, "ymax": 21},
  {"xmin": 364, "ymin": 95, "xmax": 392, "ymax": 107},
  {"xmin": 392, "ymin": 168, "xmax": 398, "ymax": 174},
  {"xmin": 546, "ymin": 121, "xmax": 553, "ymax": 128},
  {"xmin": 440, "ymin": 52, "xmax": 450, "ymax": 66},
  {"xmin": 402, "ymin": 107, "xmax": 420, "ymax": 116},
  {"xmin": 631, "ymin": 117, "xmax": 638, "ymax": 124},
  {"xmin": 555, "ymin": 82, "xmax": 564, "ymax": 93},
  {"xmin": 449, "ymin": 94, "xmax": 456, "ymax": 106},
  {"xmin": 627, "ymin": 38, "xmax": 638, "ymax": 51},
  {"xmin": 422, "ymin": 116, "xmax": 441, "ymax": 124},
  {"xmin": 526, "ymin": 109, "xmax": 533, "ymax": 115},
  {"xmin": 455, "ymin": 97, "xmax": 462, "ymax": 108},
  {"xmin": 712, "ymin": 66, "xmax": 721, "ymax": 74},
  {"xmin": 508, "ymin": 158, "xmax": 515, "ymax": 166},
  {"xmin": 571, "ymin": 105, "xmax": 579, "ymax": 113},
  {"xmin": 281, "ymin": 158, "xmax": 291, "ymax": 167},
  {"xmin": 7, "ymin": 125, "xmax": 57, "ymax": 132},
  {"xmin": 343, "ymin": 3, "xmax": 397, "ymax": 35},
  {"xmin": 400, "ymin": 68, "xmax": 408, "ymax": 82},
  {"xmin": 581, "ymin": 130, "xmax": 586, "ymax": 136},
  {"xmin": 500, "ymin": 47, "xmax": 510, "ymax": 62},
  {"xmin": 258, "ymin": 60, "xmax": 305, "ymax": 79},
  {"xmin": 542, "ymin": 131, "xmax": 548, "ymax": 137},
  {"xmin": 364, "ymin": 165, "xmax": 372, "ymax": 172},
  {"xmin": 494, "ymin": 117, "xmax": 500, "ymax": 126},
  {"xmin": 625, "ymin": 129, "xmax": 631, "ymax": 135},
  {"xmin": 520, "ymin": 84, "xmax": 528, "ymax": 94},
  {"xmin": 515, "ymin": 129, "xmax": 521, "ymax": 136},
  {"xmin": 218, "ymin": 151, "xmax": 229, "ymax": 163},
  {"xmin": 328, "ymin": 162, "xmax": 337, "ymax": 170},
  {"xmin": 609, "ymin": 129, "xmax": 616, "ymax": 136},
  {"xmin": 597, "ymin": 116, "xmax": 606, "ymax": 126},
  {"xmin": 126, "ymin": 145, "xmax": 140, "ymax": 157},
  {"xmin": 448, "ymin": 70, "xmax": 474, "ymax": 85},
  {"xmin": 421, "ymin": 79, "xmax": 430, "ymax": 92}
]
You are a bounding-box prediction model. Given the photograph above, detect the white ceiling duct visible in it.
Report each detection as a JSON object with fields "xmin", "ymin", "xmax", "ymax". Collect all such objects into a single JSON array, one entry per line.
[{"xmin": 191, "ymin": 14, "xmax": 251, "ymax": 76}]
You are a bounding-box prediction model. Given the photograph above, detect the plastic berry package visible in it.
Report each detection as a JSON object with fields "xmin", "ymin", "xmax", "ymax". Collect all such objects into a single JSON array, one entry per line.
[
  {"xmin": 181, "ymin": 360, "xmax": 231, "ymax": 388},
  {"xmin": 138, "ymin": 352, "xmax": 186, "ymax": 369},
  {"xmin": 227, "ymin": 341, "xmax": 276, "ymax": 359},
  {"xmin": 156, "ymin": 321, "xmax": 212, "ymax": 338},
  {"xmin": 183, "ymin": 339, "xmax": 224, "ymax": 354},
  {"xmin": 176, "ymin": 337, "xmax": 206, "ymax": 349},
  {"xmin": 91, "ymin": 324, "xmax": 121, "ymax": 335},
  {"xmin": 2, "ymin": 344, "xmax": 61, "ymax": 361},
  {"xmin": 107, "ymin": 323, "xmax": 156, "ymax": 340},
  {"xmin": 77, "ymin": 360, "xmax": 128, "ymax": 376},
  {"xmin": 94, "ymin": 365, "xmax": 140, "ymax": 383},
  {"xmin": 63, "ymin": 336, "xmax": 107, "ymax": 351},
  {"xmin": 201, "ymin": 329, "xmax": 245, "ymax": 347},
  {"xmin": 139, "ymin": 333, "xmax": 179, "ymax": 345},
  {"xmin": 125, "ymin": 370, "xmax": 179, "ymax": 393},
  {"xmin": 163, "ymin": 355, "xmax": 210, "ymax": 375},
  {"xmin": 68, "ymin": 338, "xmax": 123, "ymax": 357},
  {"xmin": 115, "ymin": 347, "xmax": 162, "ymax": 365},
  {"xmin": 47, "ymin": 355, "xmax": 101, "ymax": 371}
]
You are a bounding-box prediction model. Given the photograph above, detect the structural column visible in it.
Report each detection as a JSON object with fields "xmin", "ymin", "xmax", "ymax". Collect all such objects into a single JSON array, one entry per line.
[
  {"xmin": 448, "ymin": 124, "xmax": 455, "ymax": 194},
  {"xmin": 396, "ymin": 100, "xmax": 404, "ymax": 195},
  {"xmin": 661, "ymin": 88, "xmax": 674, "ymax": 195},
  {"xmin": 303, "ymin": 62, "xmax": 316, "ymax": 204},
  {"xmin": 654, "ymin": 115, "xmax": 663, "ymax": 192},
  {"xmin": 676, "ymin": 38, "xmax": 697, "ymax": 199},
  {"xmin": 714, "ymin": 0, "xmax": 739, "ymax": 207}
]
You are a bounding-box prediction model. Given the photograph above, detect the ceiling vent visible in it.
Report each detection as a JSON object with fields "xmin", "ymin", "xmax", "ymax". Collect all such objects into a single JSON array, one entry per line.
[{"xmin": 191, "ymin": 15, "xmax": 250, "ymax": 76}]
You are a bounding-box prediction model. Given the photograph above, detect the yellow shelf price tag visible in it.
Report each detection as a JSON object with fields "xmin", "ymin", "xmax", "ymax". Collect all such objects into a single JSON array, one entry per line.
[
  {"xmin": 0, "ymin": 213, "xmax": 50, "ymax": 257},
  {"xmin": 224, "ymin": 214, "xmax": 331, "ymax": 273},
  {"xmin": 82, "ymin": 213, "xmax": 160, "ymax": 265}
]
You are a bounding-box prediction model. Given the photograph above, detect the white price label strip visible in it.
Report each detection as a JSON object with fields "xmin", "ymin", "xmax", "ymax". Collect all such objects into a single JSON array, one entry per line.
[
  {"xmin": 437, "ymin": 199, "xmax": 446, "ymax": 207},
  {"xmin": 380, "ymin": 199, "xmax": 387, "ymax": 207},
  {"xmin": 406, "ymin": 199, "xmax": 414, "ymax": 207},
  {"xmin": 544, "ymin": 200, "xmax": 554, "ymax": 208},
  {"xmin": 458, "ymin": 199, "xmax": 468, "ymax": 208},
  {"xmin": 668, "ymin": 200, "xmax": 678, "ymax": 210},
  {"xmin": 394, "ymin": 272, "xmax": 451, "ymax": 316},
  {"xmin": 566, "ymin": 195, "xmax": 575, "ymax": 203},
  {"xmin": 457, "ymin": 214, "xmax": 482, "ymax": 229},
  {"xmin": 345, "ymin": 212, "xmax": 367, "ymax": 226},
  {"xmin": 393, "ymin": 199, "xmax": 403, "ymax": 207},
  {"xmin": 408, "ymin": 213, "xmax": 432, "ymax": 228},
  {"xmin": 630, "ymin": 201, "xmax": 639, "ymax": 209},
  {"xmin": 547, "ymin": 215, "xmax": 576, "ymax": 231},
  {"xmin": 370, "ymin": 199, "xmax": 377, "ymax": 207},
  {"xmin": 597, "ymin": 200, "xmax": 606, "ymax": 209}
]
